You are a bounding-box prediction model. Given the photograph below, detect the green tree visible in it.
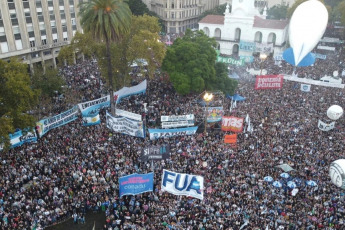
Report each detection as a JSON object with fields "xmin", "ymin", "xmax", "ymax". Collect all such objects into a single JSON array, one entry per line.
[
  {"xmin": 198, "ymin": 3, "xmax": 227, "ymax": 21},
  {"xmin": 79, "ymin": 0, "xmax": 132, "ymax": 115},
  {"xmin": 162, "ymin": 29, "xmax": 236, "ymax": 95},
  {"xmin": 57, "ymin": 45, "xmax": 75, "ymax": 67},
  {"xmin": 128, "ymin": 0, "xmax": 149, "ymax": 15},
  {"xmin": 267, "ymin": 4, "xmax": 288, "ymax": 20},
  {"xmin": 71, "ymin": 31, "xmax": 96, "ymax": 59},
  {"xmin": 31, "ymin": 66, "xmax": 65, "ymax": 98},
  {"xmin": 0, "ymin": 59, "xmax": 39, "ymax": 150},
  {"xmin": 336, "ymin": 1, "xmax": 345, "ymax": 25},
  {"xmin": 214, "ymin": 62, "xmax": 238, "ymax": 96}
]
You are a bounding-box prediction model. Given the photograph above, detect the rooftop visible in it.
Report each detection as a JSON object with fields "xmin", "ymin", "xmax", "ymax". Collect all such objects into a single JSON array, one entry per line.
[{"xmin": 199, "ymin": 15, "xmax": 225, "ymax": 24}]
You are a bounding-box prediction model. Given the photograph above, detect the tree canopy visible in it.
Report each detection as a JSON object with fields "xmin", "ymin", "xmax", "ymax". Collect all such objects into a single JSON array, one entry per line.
[
  {"xmin": 162, "ymin": 29, "xmax": 237, "ymax": 95},
  {"xmin": 0, "ymin": 59, "xmax": 39, "ymax": 150},
  {"xmin": 267, "ymin": 4, "xmax": 288, "ymax": 20},
  {"xmin": 198, "ymin": 3, "xmax": 227, "ymax": 21}
]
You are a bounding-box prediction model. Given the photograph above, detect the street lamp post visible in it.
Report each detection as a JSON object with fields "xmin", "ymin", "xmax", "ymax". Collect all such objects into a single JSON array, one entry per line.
[
  {"xmin": 259, "ymin": 53, "xmax": 267, "ymax": 75},
  {"xmin": 203, "ymin": 92, "xmax": 213, "ymax": 134}
]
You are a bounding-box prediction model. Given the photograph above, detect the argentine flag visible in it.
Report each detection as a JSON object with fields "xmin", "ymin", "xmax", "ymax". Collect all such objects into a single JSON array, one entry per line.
[{"xmin": 83, "ymin": 114, "xmax": 101, "ymax": 126}]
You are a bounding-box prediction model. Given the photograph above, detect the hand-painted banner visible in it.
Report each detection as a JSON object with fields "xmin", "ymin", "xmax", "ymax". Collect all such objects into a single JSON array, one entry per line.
[
  {"xmin": 300, "ymin": 84, "xmax": 311, "ymax": 92},
  {"xmin": 318, "ymin": 120, "xmax": 335, "ymax": 131},
  {"xmin": 239, "ymin": 41, "xmax": 256, "ymax": 51},
  {"xmin": 274, "ymin": 54, "xmax": 284, "ymax": 61},
  {"xmin": 255, "ymin": 42, "xmax": 273, "ymax": 53},
  {"xmin": 36, "ymin": 106, "xmax": 79, "ymax": 137},
  {"xmin": 78, "ymin": 80, "xmax": 147, "ymax": 117},
  {"xmin": 148, "ymin": 126, "xmax": 198, "ymax": 140},
  {"xmin": 161, "ymin": 114, "xmax": 194, "ymax": 122},
  {"xmin": 224, "ymin": 134, "xmax": 237, "ymax": 144},
  {"xmin": 161, "ymin": 169, "xmax": 204, "ymax": 200},
  {"xmin": 119, "ymin": 173, "xmax": 154, "ymax": 197},
  {"xmin": 82, "ymin": 114, "xmax": 101, "ymax": 126},
  {"xmin": 106, "ymin": 112, "xmax": 145, "ymax": 138},
  {"xmin": 140, "ymin": 144, "xmax": 171, "ymax": 162},
  {"xmin": 116, "ymin": 109, "xmax": 142, "ymax": 121},
  {"xmin": 207, "ymin": 107, "xmax": 224, "ymax": 123},
  {"xmin": 221, "ymin": 116, "xmax": 244, "ymax": 132},
  {"xmin": 255, "ymin": 75, "xmax": 283, "ymax": 90}
]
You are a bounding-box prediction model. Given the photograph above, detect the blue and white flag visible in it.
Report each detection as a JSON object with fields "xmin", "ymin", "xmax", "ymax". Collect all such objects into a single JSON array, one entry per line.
[
  {"xmin": 36, "ymin": 106, "xmax": 79, "ymax": 137},
  {"xmin": 78, "ymin": 80, "xmax": 147, "ymax": 117},
  {"xmin": 148, "ymin": 126, "xmax": 198, "ymax": 140},
  {"xmin": 300, "ymin": 84, "xmax": 311, "ymax": 92},
  {"xmin": 161, "ymin": 169, "xmax": 204, "ymax": 200},
  {"xmin": 119, "ymin": 173, "xmax": 154, "ymax": 197},
  {"xmin": 106, "ymin": 112, "xmax": 145, "ymax": 138},
  {"xmin": 82, "ymin": 114, "xmax": 101, "ymax": 126}
]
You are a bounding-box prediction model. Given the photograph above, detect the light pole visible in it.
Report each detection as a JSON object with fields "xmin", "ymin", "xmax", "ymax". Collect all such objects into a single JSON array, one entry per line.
[
  {"xmin": 203, "ymin": 92, "xmax": 213, "ymax": 134},
  {"xmin": 259, "ymin": 53, "xmax": 267, "ymax": 75}
]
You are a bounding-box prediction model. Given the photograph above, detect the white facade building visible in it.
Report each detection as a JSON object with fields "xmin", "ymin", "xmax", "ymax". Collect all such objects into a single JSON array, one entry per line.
[
  {"xmin": 0, "ymin": 0, "xmax": 82, "ymax": 70},
  {"xmin": 198, "ymin": 0, "xmax": 289, "ymax": 57}
]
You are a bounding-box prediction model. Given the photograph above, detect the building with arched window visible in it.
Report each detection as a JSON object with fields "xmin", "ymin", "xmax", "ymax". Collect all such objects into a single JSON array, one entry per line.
[{"xmin": 198, "ymin": 0, "xmax": 289, "ymax": 59}]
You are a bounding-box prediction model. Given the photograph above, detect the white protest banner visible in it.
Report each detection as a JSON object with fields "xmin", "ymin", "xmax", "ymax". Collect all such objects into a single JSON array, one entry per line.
[
  {"xmin": 255, "ymin": 42, "xmax": 273, "ymax": 53},
  {"xmin": 300, "ymin": 84, "xmax": 311, "ymax": 92},
  {"xmin": 36, "ymin": 106, "xmax": 79, "ymax": 137},
  {"xmin": 284, "ymin": 75, "xmax": 344, "ymax": 89},
  {"xmin": 116, "ymin": 109, "xmax": 142, "ymax": 121},
  {"xmin": 161, "ymin": 114, "xmax": 194, "ymax": 122},
  {"xmin": 161, "ymin": 120, "xmax": 194, "ymax": 129},
  {"xmin": 318, "ymin": 120, "xmax": 335, "ymax": 131},
  {"xmin": 148, "ymin": 126, "xmax": 198, "ymax": 140},
  {"xmin": 106, "ymin": 112, "xmax": 145, "ymax": 138},
  {"xmin": 161, "ymin": 169, "xmax": 204, "ymax": 200}
]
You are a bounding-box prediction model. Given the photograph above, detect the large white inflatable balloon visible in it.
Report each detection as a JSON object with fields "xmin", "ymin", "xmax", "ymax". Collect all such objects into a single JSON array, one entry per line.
[
  {"xmin": 289, "ymin": 0, "xmax": 328, "ymax": 66},
  {"xmin": 327, "ymin": 105, "xmax": 343, "ymax": 120},
  {"xmin": 329, "ymin": 159, "xmax": 345, "ymax": 189}
]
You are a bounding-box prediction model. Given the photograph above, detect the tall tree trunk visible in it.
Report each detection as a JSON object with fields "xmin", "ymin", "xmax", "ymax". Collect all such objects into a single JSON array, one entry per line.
[{"xmin": 106, "ymin": 39, "xmax": 115, "ymax": 116}]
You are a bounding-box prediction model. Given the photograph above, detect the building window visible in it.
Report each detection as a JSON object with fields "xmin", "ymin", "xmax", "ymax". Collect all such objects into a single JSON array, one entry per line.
[
  {"xmin": 70, "ymin": 6, "xmax": 75, "ymax": 13},
  {"xmin": 0, "ymin": 27, "xmax": 4, "ymax": 36},
  {"xmin": 0, "ymin": 42, "xmax": 9, "ymax": 53},
  {"xmin": 15, "ymin": 40, "xmax": 23, "ymax": 50},
  {"xmin": 41, "ymin": 39, "xmax": 46, "ymax": 45},
  {"xmin": 30, "ymin": 40, "xmax": 35, "ymax": 47},
  {"xmin": 12, "ymin": 26, "xmax": 20, "ymax": 34},
  {"xmin": 53, "ymin": 33, "xmax": 58, "ymax": 43},
  {"xmin": 51, "ymin": 21, "xmax": 56, "ymax": 27},
  {"xmin": 31, "ymin": 52, "xmax": 39, "ymax": 58},
  {"xmin": 63, "ymin": 31, "xmax": 68, "ymax": 41},
  {"xmin": 43, "ymin": 50, "xmax": 51, "ymax": 56}
]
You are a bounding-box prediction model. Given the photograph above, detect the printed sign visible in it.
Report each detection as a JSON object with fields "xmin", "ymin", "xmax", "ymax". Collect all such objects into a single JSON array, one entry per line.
[
  {"xmin": 106, "ymin": 112, "xmax": 145, "ymax": 138},
  {"xmin": 161, "ymin": 114, "xmax": 194, "ymax": 122},
  {"xmin": 36, "ymin": 106, "xmax": 79, "ymax": 137},
  {"xmin": 207, "ymin": 107, "xmax": 224, "ymax": 123},
  {"xmin": 148, "ymin": 126, "xmax": 198, "ymax": 140},
  {"xmin": 221, "ymin": 116, "xmax": 244, "ymax": 132},
  {"xmin": 116, "ymin": 109, "xmax": 142, "ymax": 121},
  {"xmin": 82, "ymin": 114, "xmax": 101, "ymax": 126},
  {"xmin": 300, "ymin": 84, "xmax": 311, "ymax": 92},
  {"xmin": 140, "ymin": 144, "xmax": 171, "ymax": 161},
  {"xmin": 161, "ymin": 169, "xmax": 204, "ymax": 200},
  {"xmin": 119, "ymin": 173, "xmax": 154, "ymax": 197},
  {"xmin": 224, "ymin": 134, "xmax": 237, "ymax": 144},
  {"xmin": 217, "ymin": 56, "xmax": 245, "ymax": 66},
  {"xmin": 161, "ymin": 120, "xmax": 194, "ymax": 128},
  {"xmin": 255, "ymin": 75, "xmax": 283, "ymax": 90},
  {"xmin": 318, "ymin": 120, "xmax": 335, "ymax": 131},
  {"xmin": 239, "ymin": 41, "xmax": 256, "ymax": 51}
]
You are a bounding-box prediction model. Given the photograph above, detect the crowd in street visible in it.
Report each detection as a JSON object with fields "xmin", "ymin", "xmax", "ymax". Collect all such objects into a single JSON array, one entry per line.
[{"xmin": 0, "ymin": 47, "xmax": 344, "ymax": 230}]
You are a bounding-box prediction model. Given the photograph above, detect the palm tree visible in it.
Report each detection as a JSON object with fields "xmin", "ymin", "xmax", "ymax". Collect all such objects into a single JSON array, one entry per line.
[{"xmin": 79, "ymin": 0, "xmax": 132, "ymax": 115}]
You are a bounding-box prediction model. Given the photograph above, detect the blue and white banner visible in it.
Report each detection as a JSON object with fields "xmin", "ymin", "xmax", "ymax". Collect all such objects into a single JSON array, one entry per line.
[
  {"xmin": 274, "ymin": 54, "xmax": 284, "ymax": 61},
  {"xmin": 240, "ymin": 55, "xmax": 254, "ymax": 63},
  {"xmin": 148, "ymin": 126, "xmax": 198, "ymax": 140},
  {"xmin": 119, "ymin": 173, "xmax": 154, "ymax": 197},
  {"xmin": 239, "ymin": 41, "xmax": 256, "ymax": 51},
  {"xmin": 3, "ymin": 129, "xmax": 37, "ymax": 149},
  {"xmin": 36, "ymin": 106, "xmax": 79, "ymax": 137},
  {"xmin": 106, "ymin": 112, "xmax": 145, "ymax": 138},
  {"xmin": 82, "ymin": 114, "xmax": 101, "ymax": 126},
  {"xmin": 300, "ymin": 84, "xmax": 311, "ymax": 92},
  {"xmin": 78, "ymin": 80, "xmax": 147, "ymax": 117},
  {"xmin": 116, "ymin": 109, "xmax": 142, "ymax": 121},
  {"xmin": 312, "ymin": 53, "xmax": 327, "ymax": 60},
  {"xmin": 161, "ymin": 169, "xmax": 204, "ymax": 200}
]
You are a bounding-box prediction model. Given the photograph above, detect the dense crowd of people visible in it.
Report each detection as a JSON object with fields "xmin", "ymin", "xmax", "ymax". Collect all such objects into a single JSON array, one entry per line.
[{"xmin": 0, "ymin": 44, "xmax": 345, "ymax": 230}]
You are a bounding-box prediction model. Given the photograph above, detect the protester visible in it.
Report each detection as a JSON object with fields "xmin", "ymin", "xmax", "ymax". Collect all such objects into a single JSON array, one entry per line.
[{"xmin": 0, "ymin": 46, "xmax": 344, "ymax": 230}]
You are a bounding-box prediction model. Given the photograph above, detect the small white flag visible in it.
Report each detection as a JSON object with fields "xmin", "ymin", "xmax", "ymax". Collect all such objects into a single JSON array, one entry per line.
[{"xmin": 300, "ymin": 84, "xmax": 311, "ymax": 92}]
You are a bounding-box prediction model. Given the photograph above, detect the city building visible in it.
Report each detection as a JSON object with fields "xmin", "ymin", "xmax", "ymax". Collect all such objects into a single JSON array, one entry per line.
[
  {"xmin": 145, "ymin": 0, "xmax": 220, "ymax": 33},
  {"xmin": 198, "ymin": 0, "xmax": 289, "ymax": 58},
  {"xmin": 0, "ymin": 0, "xmax": 82, "ymax": 70}
]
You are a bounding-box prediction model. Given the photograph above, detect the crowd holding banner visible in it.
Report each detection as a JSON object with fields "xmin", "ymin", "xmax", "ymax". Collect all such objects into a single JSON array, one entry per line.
[
  {"xmin": 318, "ymin": 119, "xmax": 335, "ymax": 131},
  {"xmin": 119, "ymin": 173, "xmax": 154, "ymax": 197},
  {"xmin": 106, "ymin": 112, "xmax": 145, "ymax": 138},
  {"xmin": 221, "ymin": 116, "xmax": 244, "ymax": 132},
  {"xmin": 148, "ymin": 126, "xmax": 198, "ymax": 140},
  {"xmin": 82, "ymin": 114, "xmax": 101, "ymax": 126},
  {"xmin": 206, "ymin": 107, "xmax": 224, "ymax": 122},
  {"xmin": 140, "ymin": 144, "xmax": 171, "ymax": 162},
  {"xmin": 255, "ymin": 75, "xmax": 284, "ymax": 90}
]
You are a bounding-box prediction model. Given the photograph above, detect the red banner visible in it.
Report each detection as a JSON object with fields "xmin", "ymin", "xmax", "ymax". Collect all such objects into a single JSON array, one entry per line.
[
  {"xmin": 255, "ymin": 75, "xmax": 283, "ymax": 90},
  {"xmin": 221, "ymin": 116, "xmax": 244, "ymax": 132},
  {"xmin": 224, "ymin": 134, "xmax": 237, "ymax": 144}
]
